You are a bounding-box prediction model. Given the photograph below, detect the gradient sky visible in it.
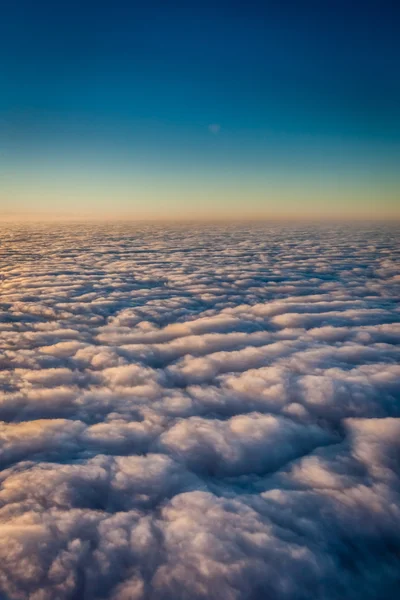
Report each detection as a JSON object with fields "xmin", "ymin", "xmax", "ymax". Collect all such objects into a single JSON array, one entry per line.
[{"xmin": 1, "ymin": 0, "xmax": 399, "ymax": 219}]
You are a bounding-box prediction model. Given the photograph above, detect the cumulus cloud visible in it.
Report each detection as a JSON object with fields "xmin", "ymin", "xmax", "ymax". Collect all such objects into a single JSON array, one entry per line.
[{"xmin": 0, "ymin": 222, "xmax": 399, "ymax": 599}]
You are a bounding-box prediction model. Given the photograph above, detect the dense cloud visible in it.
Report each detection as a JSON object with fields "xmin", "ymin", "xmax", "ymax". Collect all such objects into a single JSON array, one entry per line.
[{"xmin": 0, "ymin": 222, "xmax": 399, "ymax": 599}]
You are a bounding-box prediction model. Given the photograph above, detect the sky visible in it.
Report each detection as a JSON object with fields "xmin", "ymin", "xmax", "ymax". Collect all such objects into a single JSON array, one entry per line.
[{"xmin": 1, "ymin": 0, "xmax": 400, "ymax": 220}]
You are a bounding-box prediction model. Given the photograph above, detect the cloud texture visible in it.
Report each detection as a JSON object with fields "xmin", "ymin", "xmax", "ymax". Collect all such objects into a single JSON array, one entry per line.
[{"xmin": 0, "ymin": 222, "xmax": 399, "ymax": 599}]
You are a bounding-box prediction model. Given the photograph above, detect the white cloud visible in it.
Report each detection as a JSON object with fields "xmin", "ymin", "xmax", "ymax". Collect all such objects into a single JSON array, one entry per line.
[{"xmin": 0, "ymin": 222, "xmax": 399, "ymax": 598}]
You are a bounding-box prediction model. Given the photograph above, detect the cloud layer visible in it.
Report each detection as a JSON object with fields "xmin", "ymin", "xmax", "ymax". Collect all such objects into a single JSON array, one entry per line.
[{"xmin": 0, "ymin": 222, "xmax": 399, "ymax": 599}]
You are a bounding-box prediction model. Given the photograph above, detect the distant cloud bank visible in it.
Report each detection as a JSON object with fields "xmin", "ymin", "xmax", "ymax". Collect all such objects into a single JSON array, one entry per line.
[{"xmin": 0, "ymin": 223, "xmax": 399, "ymax": 599}]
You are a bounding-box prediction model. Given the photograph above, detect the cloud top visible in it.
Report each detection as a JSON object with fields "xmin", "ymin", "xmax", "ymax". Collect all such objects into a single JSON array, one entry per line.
[{"xmin": 0, "ymin": 222, "xmax": 399, "ymax": 599}]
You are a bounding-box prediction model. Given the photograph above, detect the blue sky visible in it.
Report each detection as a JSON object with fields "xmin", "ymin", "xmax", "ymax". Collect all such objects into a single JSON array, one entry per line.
[{"xmin": 1, "ymin": 0, "xmax": 399, "ymax": 218}]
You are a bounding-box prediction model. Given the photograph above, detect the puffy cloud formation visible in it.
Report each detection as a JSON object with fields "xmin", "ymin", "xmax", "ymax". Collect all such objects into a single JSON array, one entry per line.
[{"xmin": 0, "ymin": 222, "xmax": 399, "ymax": 599}]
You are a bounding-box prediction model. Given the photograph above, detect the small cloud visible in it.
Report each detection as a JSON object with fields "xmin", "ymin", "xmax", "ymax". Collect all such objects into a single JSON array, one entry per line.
[{"xmin": 208, "ymin": 123, "xmax": 221, "ymax": 134}]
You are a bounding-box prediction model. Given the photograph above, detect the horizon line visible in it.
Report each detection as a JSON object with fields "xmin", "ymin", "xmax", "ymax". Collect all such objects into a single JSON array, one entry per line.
[{"xmin": 1, "ymin": 213, "xmax": 400, "ymax": 225}]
